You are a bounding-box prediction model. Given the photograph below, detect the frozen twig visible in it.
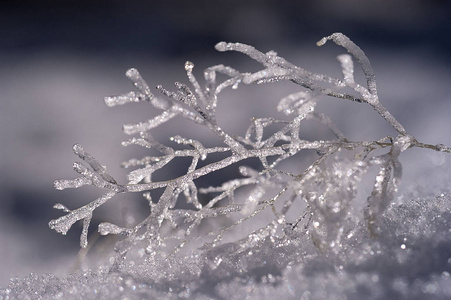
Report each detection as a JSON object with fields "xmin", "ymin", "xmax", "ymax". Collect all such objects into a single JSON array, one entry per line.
[{"xmin": 50, "ymin": 33, "xmax": 450, "ymax": 261}]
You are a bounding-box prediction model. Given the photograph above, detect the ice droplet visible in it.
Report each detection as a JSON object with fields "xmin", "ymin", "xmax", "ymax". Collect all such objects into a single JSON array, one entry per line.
[
  {"xmin": 104, "ymin": 91, "xmax": 145, "ymax": 107},
  {"xmin": 126, "ymin": 68, "xmax": 152, "ymax": 96},
  {"xmin": 53, "ymin": 203, "xmax": 71, "ymax": 213},
  {"xmin": 73, "ymin": 143, "xmax": 83, "ymax": 155},
  {"xmin": 316, "ymin": 37, "xmax": 327, "ymax": 46},
  {"xmin": 54, "ymin": 178, "xmax": 91, "ymax": 190},
  {"xmin": 184, "ymin": 61, "xmax": 194, "ymax": 72},
  {"xmin": 436, "ymin": 143, "xmax": 450, "ymax": 152},
  {"xmin": 214, "ymin": 42, "xmax": 228, "ymax": 52},
  {"xmin": 204, "ymin": 70, "xmax": 215, "ymax": 83},
  {"xmin": 53, "ymin": 180, "xmax": 65, "ymax": 190},
  {"xmin": 394, "ymin": 134, "xmax": 414, "ymax": 152},
  {"xmin": 99, "ymin": 222, "xmax": 131, "ymax": 236}
]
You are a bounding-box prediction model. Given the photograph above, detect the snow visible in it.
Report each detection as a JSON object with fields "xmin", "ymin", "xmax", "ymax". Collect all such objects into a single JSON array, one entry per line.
[{"xmin": 2, "ymin": 192, "xmax": 451, "ymax": 299}]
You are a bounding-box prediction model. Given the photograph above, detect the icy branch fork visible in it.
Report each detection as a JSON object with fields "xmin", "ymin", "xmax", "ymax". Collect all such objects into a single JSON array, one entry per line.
[{"xmin": 50, "ymin": 33, "xmax": 450, "ymax": 254}]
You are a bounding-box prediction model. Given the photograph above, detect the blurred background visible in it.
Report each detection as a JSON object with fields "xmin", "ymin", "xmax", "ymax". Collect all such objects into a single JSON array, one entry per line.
[{"xmin": 1, "ymin": 0, "xmax": 450, "ymax": 285}]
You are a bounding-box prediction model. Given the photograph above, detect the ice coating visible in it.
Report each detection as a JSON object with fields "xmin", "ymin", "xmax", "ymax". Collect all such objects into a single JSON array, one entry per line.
[
  {"xmin": 337, "ymin": 54, "xmax": 355, "ymax": 84},
  {"xmin": 104, "ymin": 91, "xmax": 145, "ymax": 107},
  {"xmin": 125, "ymin": 68, "xmax": 152, "ymax": 97},
  {"xmin": 317, "ymin": 33, "xmax": 377, "ymax": 96},
  {"xmin": 40, "ymin": 33, "xmax": 451, "ymax": 299}
]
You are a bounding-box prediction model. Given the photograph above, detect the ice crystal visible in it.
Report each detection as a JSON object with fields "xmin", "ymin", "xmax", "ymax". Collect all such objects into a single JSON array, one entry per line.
[{"xmin": 48, "ymin": 33, "xmax": 450, "ymax": 278}]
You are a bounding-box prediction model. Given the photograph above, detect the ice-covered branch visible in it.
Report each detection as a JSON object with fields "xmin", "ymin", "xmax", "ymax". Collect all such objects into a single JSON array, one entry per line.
[{"xmin": 50, "ymin": 33, "xmax": 450, "ymax": 264}]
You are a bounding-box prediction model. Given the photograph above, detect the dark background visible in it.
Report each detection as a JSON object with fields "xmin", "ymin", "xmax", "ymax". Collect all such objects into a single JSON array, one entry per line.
[
  {"xmin": 1, "ymin": 0, "xmax": 450, "ymax": 57},
  {"xmin": 1, "ymin": 0, "xmax": 450, "ymax": 285}
]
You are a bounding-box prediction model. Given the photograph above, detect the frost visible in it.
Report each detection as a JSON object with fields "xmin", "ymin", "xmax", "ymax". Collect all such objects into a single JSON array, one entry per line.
[
  {"xmin": 48, "ymin": 32, "xmax": 450, "ymax": 256},
  {"xmin": 5, "ymin": 32, "xmax": 449, "ymax": 298}
]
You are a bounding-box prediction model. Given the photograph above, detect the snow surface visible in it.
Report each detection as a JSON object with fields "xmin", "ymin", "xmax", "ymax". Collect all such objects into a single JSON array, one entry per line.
[{"xmin": 2, "ymin": 191, "xmax": 451, "ymax": 299}]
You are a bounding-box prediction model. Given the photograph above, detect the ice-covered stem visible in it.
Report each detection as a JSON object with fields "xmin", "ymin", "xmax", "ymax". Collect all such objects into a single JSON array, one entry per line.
[
  {"xmin": 49, "ymin": 191, "xmax": 117, "ymax": 248},
  {"xmin": 124, "ymin": 139, "xmax": 390, "ymax": 194},
  {"xmin": 50, "ymin": 145, "xmax": 125, "ymax": 248},
  {"xmin": 215, "ymin": 41, "xmax": 365, "ymax": 104},
  {"xmin": 364, "ymin": 138, "xmax": 404, "ymax": 237},
  {"xmin": 216, "ymin": 35, "xmax": 407, "ymax": 136},
  {"xmin": 125, "ymin": 147, "xmax": 286, "ymax": 193},
  {"xmin": 155, "ymin": 79, "xmax": 246, "ymax": 154},
  {"xmin": 317, "ymin": 33, "xmax": 377, "ymax": 96},
  {"xmin": 317, "ymin": 33, "xmax": 407, "ymax": 136},
  {"xmin": 413, "ymin": 141, "xmax": 451, "ymax": 153},
  {"xmin": 113, "ymin": 66, "xmax": 245, "ymax": 154},
  {"xmin": 51, "ymin": 136, "xmax": 384, "ymax": 249},
  {"xmin": 54, "ymin": 144, "xmax": 125, "ymax": 192}
]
